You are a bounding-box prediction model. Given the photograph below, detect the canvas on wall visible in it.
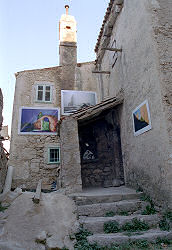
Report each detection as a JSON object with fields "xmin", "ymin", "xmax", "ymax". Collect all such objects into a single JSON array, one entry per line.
[
  {"xmin": 61, "ymin": 90, "xmax": 97, "ymax": 115},
  {"xmin": 18, "ymin": 107, "xmax": 60, "ymax": 135},
  {"xmin": 132, "ymin": 100, "xmax": 151, "ymax": 136}
]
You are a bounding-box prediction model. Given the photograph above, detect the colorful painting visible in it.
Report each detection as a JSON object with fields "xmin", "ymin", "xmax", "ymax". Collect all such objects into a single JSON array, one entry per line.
[
  {"xmin": 132, "ymin": 100, "xmax": 151, "ymax": 136},
  {"xmin": 61, "ymin": 90, "xmax": 97, "ymax": 115},
  {"xmin": 19, "ymin": 107, "xmax": 60, "ymax": 135}
]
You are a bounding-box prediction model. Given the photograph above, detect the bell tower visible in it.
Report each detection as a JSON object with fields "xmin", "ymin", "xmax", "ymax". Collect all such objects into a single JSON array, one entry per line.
[{"xmin": 59, "ymin": 5, "xmax": 77, "ymax": 66}]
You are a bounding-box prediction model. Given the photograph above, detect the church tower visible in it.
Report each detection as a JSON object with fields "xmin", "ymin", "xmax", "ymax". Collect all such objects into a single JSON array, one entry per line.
[{"xmin": 59, "ymin": 5, "xmax": 77, "ymax": 66}]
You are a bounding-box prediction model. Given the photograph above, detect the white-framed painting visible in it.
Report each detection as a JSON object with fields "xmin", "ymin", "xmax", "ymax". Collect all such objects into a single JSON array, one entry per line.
[
  {"xmin": 132, "ymin": 100, "xmax": 152, "ymax": 136},
  {"xmin": 18, "ymin": 107, "xmax": 60, "ymax": 135},
  {"xmin": 61, "ymin": 90, "xmax": 97, "ymax": 115}
]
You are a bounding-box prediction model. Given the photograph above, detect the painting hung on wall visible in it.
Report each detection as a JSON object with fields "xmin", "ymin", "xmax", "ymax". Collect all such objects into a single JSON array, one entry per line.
[
  {"xmin": 132, "ymin": 100, "xmax": 151, "ymax": 136},
  {"xmin": 18, "ymin": 107, "xmax": 60, "ymax": 135},
  {"xmin": 61, "ymin": 90, "xmax": 97, "ymax": 115}
]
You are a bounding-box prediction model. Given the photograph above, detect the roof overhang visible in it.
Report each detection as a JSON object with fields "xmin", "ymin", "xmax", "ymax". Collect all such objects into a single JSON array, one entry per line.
[{"xmin": 71, "ymin": 89, "xmax": 124, "ymax": 122}]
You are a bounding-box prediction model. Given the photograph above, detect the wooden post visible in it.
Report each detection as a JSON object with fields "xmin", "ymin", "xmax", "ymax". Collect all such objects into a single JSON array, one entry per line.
[
  {"xmin": 32, "ymin": 179, "xmax": 42, "ymax": 204},
  {"xmin": 101, "ymin": 47, "xmax": 122, "ymax": 52},
  {"xmin": 3, "ymin": 166, "xmax": 14, "ymax": 194},
  {"xmin": 92, "ymin": 71, "xmax": 110, "ymax": 74}
]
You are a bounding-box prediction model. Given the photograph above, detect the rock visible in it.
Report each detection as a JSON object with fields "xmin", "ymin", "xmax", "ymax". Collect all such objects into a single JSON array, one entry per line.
[
  {"xmin": 69, "ymin": 221, "xmax": 80, "ymax": 235},
  {"xmin": 112, "ymin": 179, "xmax": 122, "ymax": 187},
  {"xmin": 64, "ymin": 235, "xmax": 75, "ymax": 250},
  {"xmin": 103, "ymin": 167, "xmax": 111, "ymax": 172},
  {"xmin": 0, "ymin": 192, "xmax": 77, "ymax": 249},
  {"xmin": 46, "ymin": 235, "xmax": 64, "ymax": 250},
  {"xmin": 1, "ymin": 187, "xmax": 22, "ymax": 206},
  {"xmin": 103, "ymin": 180, "xmax": 112, "ymax": 188},
  {"xmin": 0, "ymin": 241, "xmax": 24, "ymax": 250},
  {"xmin": 35, "ymin": 231, "xmax": 47, "ymax": 244}
]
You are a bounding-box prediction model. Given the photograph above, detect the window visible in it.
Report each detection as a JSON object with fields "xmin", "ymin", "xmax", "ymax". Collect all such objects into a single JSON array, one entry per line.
[
  {"xmin": 48, "ymin": 147, "xmax": 60, "ymax": 164},
  {"xmin": 36, "ymin": 85, "xmax": 52, "ymax": 102}
]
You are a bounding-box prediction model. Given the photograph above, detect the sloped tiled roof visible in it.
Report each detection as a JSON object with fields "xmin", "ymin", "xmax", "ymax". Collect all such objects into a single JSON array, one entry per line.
[
  {"xmin": 95, "ymin": 0, "xmax": 114, "ymax": 53},
  {"xmin": 71, "ymin": 89, "xmax": 124, "ymax": 121}
]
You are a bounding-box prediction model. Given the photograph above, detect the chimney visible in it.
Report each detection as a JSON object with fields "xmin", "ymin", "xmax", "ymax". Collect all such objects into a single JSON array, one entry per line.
[
  {"xmin": 65, "ymin": 5, "xmax": 69, "ymax": 15},
  {"xmin": 59, "ymin": 5, "xmax": 77, "ymax": 66}
]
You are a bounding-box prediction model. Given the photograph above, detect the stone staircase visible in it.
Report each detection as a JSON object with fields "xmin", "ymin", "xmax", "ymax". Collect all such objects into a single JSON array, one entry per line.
[{"xmin": 71, "ymin": 186, "xmax": 172, "ymax": 247}]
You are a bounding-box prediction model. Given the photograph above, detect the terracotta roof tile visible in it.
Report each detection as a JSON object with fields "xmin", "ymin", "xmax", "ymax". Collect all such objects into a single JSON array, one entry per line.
[{"xmin": 95, "ymin": 0, "xmax": 114, "ymax": 53}]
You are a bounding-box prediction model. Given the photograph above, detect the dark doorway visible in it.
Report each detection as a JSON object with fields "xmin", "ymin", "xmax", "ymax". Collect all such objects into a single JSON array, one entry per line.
[{"xmin": 78, "ymin": 108, "xmax": 124, "ymax": 188}]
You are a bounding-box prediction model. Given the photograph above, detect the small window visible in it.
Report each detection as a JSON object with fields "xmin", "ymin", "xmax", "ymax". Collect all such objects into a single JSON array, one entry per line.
[
  {"xmin": 36, "ymin": 85, "xmax": 52, "ymax": 102},
  {"xmin": 48, "ymin": 147, "xmax": 60, "ymax": 164}
]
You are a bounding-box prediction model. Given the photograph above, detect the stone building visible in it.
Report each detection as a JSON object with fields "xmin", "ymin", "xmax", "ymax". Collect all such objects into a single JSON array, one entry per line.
[
  {"xmin": 9, "ymin": 0, "xmax": 172, "ymax": 208},
  {"xmin": 9, "ymin": 5, "xmax": 97, "ymax": 191},
  {"xmin": 0, "ymin": 89, "xmax": 8, "ymax": 192}
]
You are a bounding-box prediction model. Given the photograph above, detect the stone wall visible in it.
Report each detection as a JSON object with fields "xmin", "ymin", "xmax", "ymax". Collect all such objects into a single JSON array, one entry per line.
[
  {"xmin": 60, "ymin": 117, "xmax": 82, "ymax": 193},
  {"xmin": 9, "ymin": 60, "xmax": 98, "ymax": 190},
  {"xmin": 75, "ymin": 62, "xmax": 99, "ymax": 98},
  {"xmin": 9, "ymin": 67, "xmax": 62, "ymax": 190},
  {"xmin": 0, "ymin": 89, "xmax": 8, "ymax": 192},
  {"xmin": 96, "ymin": 0, "xmax": 172, "ymax": 208},
  {"xmin": 152, "ymin": 0, "xmax": 172, "ymax": 206},
  {"xmin": 0, "ymin": 142, "xmax": 8, "ymax": 192},
  {"xmin": 0, "ymin": 89, "xmax": 3, "ymax": 131}
]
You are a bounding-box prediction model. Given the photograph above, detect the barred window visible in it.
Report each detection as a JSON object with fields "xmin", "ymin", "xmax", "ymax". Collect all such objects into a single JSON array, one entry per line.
[{"xmin": 48, "ymin": 147, "xmax": 60, "ymax": 164}]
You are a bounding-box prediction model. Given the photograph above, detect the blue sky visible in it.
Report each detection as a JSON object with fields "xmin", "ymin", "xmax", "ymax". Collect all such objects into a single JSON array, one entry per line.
[{"xmin": 0, "ymin": 0, "xmax": 109, "ymax": 134}]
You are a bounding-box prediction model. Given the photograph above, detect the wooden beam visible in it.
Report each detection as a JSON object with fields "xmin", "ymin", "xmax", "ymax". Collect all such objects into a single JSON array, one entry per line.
[
  {"xmin": 32, "ymin": 179, "xmax": 42, "ymax": 204},
  {"xmin": 92, "ymin": 71, "xmax": 110, "ymax": 74},
  {"xmin": 101, "ymin": 47, "xmax": 122, "ymax": 52}
]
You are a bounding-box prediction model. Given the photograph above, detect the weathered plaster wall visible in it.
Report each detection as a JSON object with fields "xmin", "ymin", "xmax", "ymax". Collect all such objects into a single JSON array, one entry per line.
[
  {"xmin": 9, "ymin": 67, "xmax": 62, "ymax": 190},
  {"xmin": 96, "ymin": 0, "xmax": 172, "ymax": 208},
  {"xmin": 60, "ymin": 117, "xmax": 82, "ymax": 193},
  {"xmin": 75, "ymin": 62, "xmax": 99, "ymax": 98},
  {"xmin": 0, "ymin": 89, "xmax": 8, "ymax": 192},
  {"xmin": 152, "ymin": 0, "xmax": 172, "ymax": 197}
]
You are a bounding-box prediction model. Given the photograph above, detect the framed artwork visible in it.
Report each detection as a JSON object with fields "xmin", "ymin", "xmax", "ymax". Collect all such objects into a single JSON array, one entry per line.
[
  {"xmin": 132, "ymin": 100, "xmax": 151, "ymax": 136},
  {"xmin": 18, "ymin": 107, "xmax": 60, "ymax": 135},
  {"xmin": 61, "ymin": 90, "xmax": 97, "ymax": 115}
]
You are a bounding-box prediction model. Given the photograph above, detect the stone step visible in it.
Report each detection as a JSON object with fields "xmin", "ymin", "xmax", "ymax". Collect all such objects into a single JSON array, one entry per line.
[
  {"xmin": 77, "ymin": 199, "xmax": 148, "ymax": 217},
  {"xmin": 0, "ymin": 241, "xmax": 25, "ymax": 250},
  {"xmin": 87, "ymin": 229, "xmax": 172, "ymax": 246},
  {"xmin": 79, "ymin": 214, "xmax": 160, "ymax": 233},
  {"xmin": 70, "ymin": 187, "xmax": 143, "ymax": 205}
]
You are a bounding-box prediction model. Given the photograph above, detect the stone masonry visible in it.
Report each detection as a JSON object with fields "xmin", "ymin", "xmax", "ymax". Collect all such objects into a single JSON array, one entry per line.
[
  {"xmin": 0, "ymin": 89, "xmax": 8, "ymax": 192},
  {"xmin": 95, "ymin": 0, "xmax": 172, "ymax": 208},
  {"xmin": 9, "ymin": 1, "xmax": 172, "ymax": 210}
]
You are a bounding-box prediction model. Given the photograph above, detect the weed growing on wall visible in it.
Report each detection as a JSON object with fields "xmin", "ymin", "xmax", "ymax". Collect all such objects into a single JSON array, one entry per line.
[
  {"xmin": 104, "ymin": 218, "xmax": 149, "ymax": 234},
  {"xmin": 140, "ymin": 193, "xmax": 157, "ymax": 215},
  {"xmin": 119, "ymin": 211, "xmax": 129, "ymax": 216},
  {"xmin": 121, "ymin": 218, "xmax": 150, "ymax": 232},
  {"xmin": 105, "ymin": 211, "xmax": 115, "ymax": 217},
  {"xmin": 105, "ymin": 211, "xmax": 129, "ymax": 217},
  {"xmin": 104, "ymin": 221, "xmax": 120, "ymax": 233},
  {"xmin": 0, "ymin": 202, "xmax": 8, "ymax": 212},
  {"xmin": 159, "ymin": 211, "xmax": 172, "ymax": 231},
  {"xmin": 142, "ymin": 205, "xmax": 156, "ymax": 215}
]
